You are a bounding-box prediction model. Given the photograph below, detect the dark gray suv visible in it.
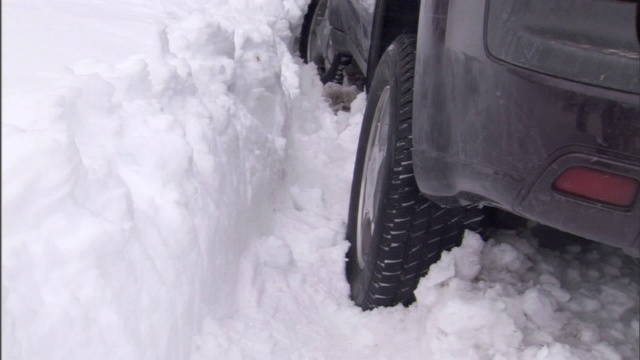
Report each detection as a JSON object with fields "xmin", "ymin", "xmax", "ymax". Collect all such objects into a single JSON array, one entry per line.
[{"xmin": 300, "ymin": 0, "xmax": 640, "ymax": 310}]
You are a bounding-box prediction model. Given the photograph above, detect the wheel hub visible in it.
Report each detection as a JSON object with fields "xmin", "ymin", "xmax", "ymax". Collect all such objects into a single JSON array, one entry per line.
[{"xmin": 357, "ymin": 86, "xmax": 391, "ymax": 269}]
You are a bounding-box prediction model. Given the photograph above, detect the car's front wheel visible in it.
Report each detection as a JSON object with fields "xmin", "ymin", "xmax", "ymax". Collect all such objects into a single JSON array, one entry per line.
[
  {"xmin": 299, "ymin": 0, "xmax": 351, "ymax": 84},
  {"xmin": 346, "ymin": 35, "xmax": 484, "ymax": 310}
]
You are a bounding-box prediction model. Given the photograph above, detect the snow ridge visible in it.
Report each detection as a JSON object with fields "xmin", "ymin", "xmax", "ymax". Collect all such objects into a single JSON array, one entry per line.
[{"xmin": 3, "ymin": 1, "xmax": 309, "ymax": 359}]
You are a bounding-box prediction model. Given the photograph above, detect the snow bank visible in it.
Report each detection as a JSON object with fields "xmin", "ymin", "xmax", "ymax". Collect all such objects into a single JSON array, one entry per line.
[
  {"xmin": 416, "ymin": 231, "xmax": 639, "ymax": 359},
  {"xmin": 3, "ymin": 0, "xmax": 310, "ymax": 359}
]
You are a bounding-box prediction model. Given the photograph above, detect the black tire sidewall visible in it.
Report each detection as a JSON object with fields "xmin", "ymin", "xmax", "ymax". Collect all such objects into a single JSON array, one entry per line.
[
  {"xmin": 299, "ymin": 0, "xmax": 321, "ymax": 64},
  {"xmin": 346, "ymin": 39, "xmax": 411, "ymax": 307}
]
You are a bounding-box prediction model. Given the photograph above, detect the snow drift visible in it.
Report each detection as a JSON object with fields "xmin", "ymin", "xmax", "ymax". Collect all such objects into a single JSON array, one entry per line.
[{"xmin": 3, "ymin": 0, "xmax": 309, "ymax": 358}]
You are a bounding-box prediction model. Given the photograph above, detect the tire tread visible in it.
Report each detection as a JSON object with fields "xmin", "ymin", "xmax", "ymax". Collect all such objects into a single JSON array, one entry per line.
[{"xmin": 351, "ymin": 35, "xmax": 484, "ymax": 310}]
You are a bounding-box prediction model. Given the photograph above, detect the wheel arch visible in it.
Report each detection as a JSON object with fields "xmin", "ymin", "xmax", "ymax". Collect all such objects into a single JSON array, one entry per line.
[{"xmin": 366, "ymin": 0, "xmax": 421, "ymax": 91}]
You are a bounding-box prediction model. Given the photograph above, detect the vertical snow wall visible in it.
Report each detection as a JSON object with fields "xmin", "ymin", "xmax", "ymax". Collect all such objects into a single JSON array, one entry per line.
[{"xmin": 2, "ymin": 0, "xmax": 311, "ymax": 358}]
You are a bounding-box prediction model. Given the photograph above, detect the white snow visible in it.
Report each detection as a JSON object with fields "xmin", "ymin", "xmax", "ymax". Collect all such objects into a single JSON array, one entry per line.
[{"xmin": 2, "ymin": 0, "xmax": 639, "ymax": 360}]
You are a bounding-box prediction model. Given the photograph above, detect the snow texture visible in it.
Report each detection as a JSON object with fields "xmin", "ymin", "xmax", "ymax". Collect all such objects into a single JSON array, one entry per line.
[{"xmin": 3, "ymin": 0, "xmax": 639, "ymax": 359}]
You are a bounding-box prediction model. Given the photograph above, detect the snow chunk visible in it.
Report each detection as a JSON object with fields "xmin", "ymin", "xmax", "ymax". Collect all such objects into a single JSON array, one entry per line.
[{"xmin": 419, "ymin": 230, "xmax": 484, "ymax": 288}]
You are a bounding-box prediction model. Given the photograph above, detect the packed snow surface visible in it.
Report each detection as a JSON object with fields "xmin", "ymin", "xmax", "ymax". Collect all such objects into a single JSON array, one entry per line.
[{"xmin": 2, "ymin": 0, "xmax": 639, "ymax": 359}]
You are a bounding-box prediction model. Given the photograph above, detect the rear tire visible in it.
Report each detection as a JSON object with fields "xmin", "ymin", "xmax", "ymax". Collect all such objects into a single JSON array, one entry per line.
[{"xmin": 346, "ymin": 35, "xmax": 483, "ymax": 310}]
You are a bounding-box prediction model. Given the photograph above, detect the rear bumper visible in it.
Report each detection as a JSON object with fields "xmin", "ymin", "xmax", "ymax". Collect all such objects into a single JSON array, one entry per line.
[
  {"xmin": 516, "ymin": 146, "xmax": 640, "ymax": 257},
  {"xmin": 414, "ymin": 66, "xmax": 640, "ymax": 255}
]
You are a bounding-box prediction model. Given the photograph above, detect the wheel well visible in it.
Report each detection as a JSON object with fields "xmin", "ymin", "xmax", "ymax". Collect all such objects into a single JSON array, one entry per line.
[{"xmin": 366, "ymin": 0, "xmax": 421, "ymax": 91}]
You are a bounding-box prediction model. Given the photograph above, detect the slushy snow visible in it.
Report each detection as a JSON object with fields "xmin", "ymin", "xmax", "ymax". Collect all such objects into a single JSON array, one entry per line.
[{"xmin": 2, "ymin": 0, "xmax": 639, "ymax": 359}]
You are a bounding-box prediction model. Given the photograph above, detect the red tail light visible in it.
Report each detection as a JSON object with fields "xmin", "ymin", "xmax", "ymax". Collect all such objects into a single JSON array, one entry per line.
[{"xmin": 553, "ymin": 166, "xmax": 638, "ymax": 208}]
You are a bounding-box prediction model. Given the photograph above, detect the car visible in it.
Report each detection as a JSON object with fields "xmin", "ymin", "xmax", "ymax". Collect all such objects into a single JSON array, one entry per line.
[{"xmin": 299, "ymin": 0, "xmax": 640, "ymax": 310}]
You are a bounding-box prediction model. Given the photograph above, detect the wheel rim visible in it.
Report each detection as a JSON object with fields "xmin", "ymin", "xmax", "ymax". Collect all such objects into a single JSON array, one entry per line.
[
  {"xmin": 357, "ymin": 86, "xmax": 391, "ymax": 269},
  {"xmin": 307, "ymin": 0, "xmax": 331, "ymax": 72}
]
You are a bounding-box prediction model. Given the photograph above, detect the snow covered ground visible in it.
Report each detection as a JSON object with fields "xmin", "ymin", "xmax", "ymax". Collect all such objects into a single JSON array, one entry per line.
[{"xmin": 2, "ymin": 0, "xmax": 639, "ymax": 359}]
